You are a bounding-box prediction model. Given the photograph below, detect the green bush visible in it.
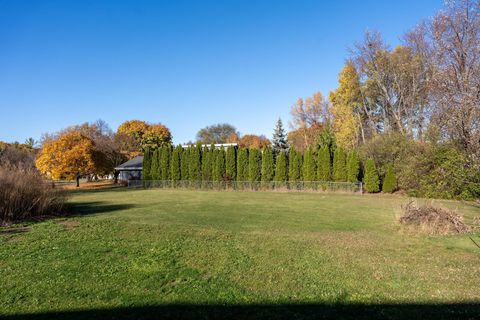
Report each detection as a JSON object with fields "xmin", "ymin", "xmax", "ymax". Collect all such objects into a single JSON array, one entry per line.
[
  {"xmin": 274, "ymin": 150, "xmax": 288, "ymax": 182},
  {"xmin": 346, "ymin": 150, "xmax": 359, "ymax": 182},
  {"xmin": 201, "ymin": 146, "xmax": 213, "ymax": 181},
  {"xmin": 213, "ymin": 147, "xmax": 226, "ymax": 181},
  {"xmin": 261, "ymin": 146, "xmax": 274, "ymax": 182},
  {"xmin": 303, "ymin": 147, "xmax": 316, "ymax": 181},
  {"xmin": 189, "ymin": 145, "xmax": 201, "ymax": 181},
  {"xmin": 333, "ymin": 148, "xmax": 347, "ymax": 182},
  {"xmin": 226, "ymin": 146, "xmax": 237, "ymax": 181},
  {"xmin": 237, "ymin": 148, "xmax": 249, "ymax": 181},
  {"xmin": 364, "ymin": 158, "xmax": 379, "ymax": 193},
  {"xmin": 151, "ymin": 148, "xmax": 161, "ymax": 180},
  {"xmin": 248, "ymin": 148, "xmax": 262, "ymax": 182},
  {"xmin": 180, "ymin": 147, "xmax": 189, "ymax": 180},
  {"xmin": 288, "ymin": 148, "xmax": 302, "ymax": 182},
  {"xmin": 160, "ymin": 145, "xmax": 171, "ymax": 180},
  {"xmin": 316, "ymin": 145, "xmax": 331, "ymax": 181},
  {"xmin": 142, "ymin": 148, "xmax": 152, "ymax": 180},
  {"xmin": 170, "ymin": 145, "xmax": 182, "ymax": 181},
  {"xmin": 382, "ymin": 164, "xmax": 396, "ymax": 193}
]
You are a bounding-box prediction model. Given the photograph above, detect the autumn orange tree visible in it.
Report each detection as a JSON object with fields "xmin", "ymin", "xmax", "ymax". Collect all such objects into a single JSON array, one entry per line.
[
  {"xmin": 117, "ymin": 120, "xmax": 172, "ymax": 157},
  {"xmin": 36, "ymin": 131, "xmax": 97, "ymax": 180},
  {"xmin": 238, "ymin": 134, "xmax": 270, "ymax": 149}
]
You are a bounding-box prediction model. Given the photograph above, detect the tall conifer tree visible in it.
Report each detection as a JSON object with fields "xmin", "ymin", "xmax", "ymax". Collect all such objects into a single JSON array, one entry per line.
[
  {"xmin": 201, "ymin": 146, "xmax": 212, "ymax": 181},
  {"xmin": 316, "ymin": 146, "xmax": 331, "ymax": 181},
  {"xmin": 248, "ymin": 148, "xmax": 262, "ymax": 182},
  {"xmin": 333, "ymin": 148, "xmax": 347, "ymax": 181},
  {"xmin": 160, "ymin": 145, "xmax": 171, "ymax": 180},
  {"xmin": 180, "ymin": 147, "xmax": 189, "ymax": 180},
  {"xmin": 189, "ymin": 145, "xmax": 201, "ymax": 181},
  {"xmin": 170, "ymin": 145, "xmax": 182, "ymax": 181},
  {"xmin": 213, "ymin": 147, "xmax": 226, "ymax": 181},
  {"xmin": 274, "ymin": 150, "xmax": 288, "ymax": 182},
  {"xmin": 237, "ymin": 148, "xmax": 249, "ymax": 181},
  {"xmin": 346, "ymin": 150, "xmax": 360, "ymax": 182},
  {"xmin": 364, "ymin": 158, "xmax": 380, "ymax": 193},
  {"xmin": 303, "ymin": 146, "xmax": 316, "ymax": 182},
  {"xmin": 225, "ymin": 146, "xmax": 237, "ymax": 181},
  {"xmin": 142, "ymin": 148, "xmax": 152, "ymax": 180},
  {"xmin": 261, "ymin": 146, "xmax": 274, "ymax": 183},
  {"xmin": 272, "ymin": 118, "xmax": 289, "ymax": 157}
]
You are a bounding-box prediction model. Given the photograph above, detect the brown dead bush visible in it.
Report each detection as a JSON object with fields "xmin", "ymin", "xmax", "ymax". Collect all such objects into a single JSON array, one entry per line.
[
  {"xmin": 399, "ymin": 202, "xmax": 471, "ymax": 235},
  {"xmin": 0, "ymin": 164, "xmax": 67, "ymax": 224}
]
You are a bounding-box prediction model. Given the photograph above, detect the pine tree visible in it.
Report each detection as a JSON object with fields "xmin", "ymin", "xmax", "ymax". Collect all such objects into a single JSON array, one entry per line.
[
  {"xmin": 225, "ymin": 146, "xmax": 237, "ymax": 181},
  {"xmin": 364, "ymin": 158, "xmax": 380, "ymax": 193},
  {"xmin": 346, "ymin": 150, "xmax": 360, "ymax": 182},
  {"xmin": 180, "ymin": 147, "xmax": 189, "ymax": 180},
  {"xmin": 201, "ymin": 146, "xmax": 212, "ymax": 181},
  {"xmin": 189, "ymin": 145, "xmax": 201, "ymax": 181},
  {"xmin": 274, "ymin": 150, "xmax": 288, "ymax": 182},
  {"xmin": 150, "ymin": 148, "xmax": 161, "ymax": 180},
  {"xmin": 333, "ymin": 147, "xmax": 347, "ymax": 181},
  {"xmin": 142, "ymin": 148, "xmax": 152, "ymax": 180},
  {"xmin": 170, "ymin": 145, "xmax": 182, "ymax": 181},
  {"xmin": 248, "ymin": 148, "xmax": 262, "ymax": 182},
  {"xmin": 272, "ymin": 118, "xmax": 289, "ymax": 157},
  {"xmin": 303, "ymin": 146, "xmax": 316, "ymax": 182},
  {"xmin": 160, "ymin": 145, "xmax": 171, "ymax": 180},
  {"xmin": 261, "ymin": 146, "xmax": 274, "ymax": 183},
  {"xmin": 382, "ymin": 163, "xmax": 397, "ymax": 193},
  {"xmin": 236, "ymin": 148, "xmax": 249, "ymax": 181},
  {"xmin": 288, "ymin": 148, "xmax": 302, "ymax": 182},
  {"xmin": 213, "ymin": 147, "xmax": 226, "ymax": 181},
  {"xmin": 316, "ymin": 145, "xmax": 331, "ymax": 181}
]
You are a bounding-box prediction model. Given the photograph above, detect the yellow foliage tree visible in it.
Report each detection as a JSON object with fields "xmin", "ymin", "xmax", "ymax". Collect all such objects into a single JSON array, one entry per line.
[
  {"xmin": 36, "ymin": 131, "xmax": 97, "ymax": 180},
  {"xmin": 329, "ymin": 61, "xmax": 362, "ymax": 150},
  {"xmin": 117, "ymin": 120, "xmax": 172, "ymax": 157}
]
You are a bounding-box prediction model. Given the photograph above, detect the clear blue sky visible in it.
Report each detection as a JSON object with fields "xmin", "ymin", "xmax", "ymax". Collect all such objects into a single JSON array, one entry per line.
[{"xmin": 0, "ymin": 0, "xmax": 441, "ymax": 144}]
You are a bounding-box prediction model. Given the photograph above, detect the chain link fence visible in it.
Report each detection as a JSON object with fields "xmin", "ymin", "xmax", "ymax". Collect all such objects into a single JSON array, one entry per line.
[{"xmin": 127, "ymin": 180, "xmax": 363, "ymax": 193}]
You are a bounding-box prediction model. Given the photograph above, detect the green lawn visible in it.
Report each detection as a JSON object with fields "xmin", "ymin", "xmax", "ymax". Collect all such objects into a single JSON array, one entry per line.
[{"xmin": 1, "ymin": 188, "xmax": 479, "ymax": 319}]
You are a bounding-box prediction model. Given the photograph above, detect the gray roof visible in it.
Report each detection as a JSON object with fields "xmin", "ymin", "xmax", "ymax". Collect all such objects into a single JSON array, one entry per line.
[{"xmin": 115, "ymin": 156, "xmax": 144, "ymax": 171}]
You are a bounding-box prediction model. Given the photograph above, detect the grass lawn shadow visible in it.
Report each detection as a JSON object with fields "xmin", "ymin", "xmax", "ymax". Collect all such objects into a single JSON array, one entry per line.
[{"xmin": 3, "ymin": 303, "xmax": 480, "ymax": 320}]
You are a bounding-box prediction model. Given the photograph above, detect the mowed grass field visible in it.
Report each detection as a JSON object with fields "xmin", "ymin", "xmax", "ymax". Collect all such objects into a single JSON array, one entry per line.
[{"xmin": 1, "ymin": 188, "xmax": 480, "ymax": 319}]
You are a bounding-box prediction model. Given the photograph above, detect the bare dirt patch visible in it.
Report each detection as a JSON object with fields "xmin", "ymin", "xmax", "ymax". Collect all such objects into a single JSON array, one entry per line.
[{"xmin": 399, "ymin": 202, "xmax": 471, "ymax": 235}]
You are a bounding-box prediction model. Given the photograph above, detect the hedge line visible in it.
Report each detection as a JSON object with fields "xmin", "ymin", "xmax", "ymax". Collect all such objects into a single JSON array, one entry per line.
[{"xmin": 142, "ymin": 145, "xmax": 395, "ymax": 193}]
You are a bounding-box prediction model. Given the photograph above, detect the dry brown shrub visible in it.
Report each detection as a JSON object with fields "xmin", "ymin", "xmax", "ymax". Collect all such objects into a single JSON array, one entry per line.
[
  {"xmin": 399, "ymin": 201, "xmax": 471, "ymax": 235},
  {"xmin": 0, "ymin": 164, "xmax": 67, "ymax": 224}
]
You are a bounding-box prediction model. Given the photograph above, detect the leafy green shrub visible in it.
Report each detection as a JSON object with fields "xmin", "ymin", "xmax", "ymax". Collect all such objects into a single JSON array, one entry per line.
[
  {"xmin": 236, "ymin": 148, "xmax": 249, "ymax": 181},
  {"xmin": 316, "ymin": 145, "xmax": 331, "ymax": 181},
  {"xmin": 333, "ymin": 148, "xmax": 347, "ymax": 181},
  {"xmin": 274, "ymin": 150, "xmax": 288, "ymax": 182},
  {"xmin": 261, "ymin": 146, "xmax": 274, "ymax": 182},
  {"xmin": 364, "ymin": 158, "xmax": 379, "ymax": 193},
  {"xmin": 346, "ymin": 150, "xmax": 359, "ymax": 182},
  {"xmin": 303, "ymin": 147, "xmax": 316, "ymax": 181},
  {"xmin": 382, "ymin": 164, "xmax": 396, "ymax": 193},
  {"xmin": 225, "ymin": 146, "xmax": 236, "ymax": 181},
  {"xmin": 248, "ymin": 148, "xmax": 262, "ymax": 182}
]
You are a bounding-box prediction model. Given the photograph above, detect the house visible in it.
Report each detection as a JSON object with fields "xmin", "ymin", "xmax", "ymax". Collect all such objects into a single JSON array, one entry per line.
[{"xmin": 115, "ymin": 156, "xmax": 143, "ymax": 182}]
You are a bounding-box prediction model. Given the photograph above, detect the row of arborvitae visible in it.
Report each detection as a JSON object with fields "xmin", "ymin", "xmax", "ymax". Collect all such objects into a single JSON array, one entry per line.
[{"xmin": 142, "ymin": 145, "xmax": 396, "ymax": 192}]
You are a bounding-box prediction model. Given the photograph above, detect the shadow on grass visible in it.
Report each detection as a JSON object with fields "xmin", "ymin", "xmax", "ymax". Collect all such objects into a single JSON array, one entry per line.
[
  {"xmin": 2, "ymin": 303, "xmax": 480, "ymax": 320},
  {"xmin": 68, "ymin": 201, "xmax": 137, "ymax": 216}
]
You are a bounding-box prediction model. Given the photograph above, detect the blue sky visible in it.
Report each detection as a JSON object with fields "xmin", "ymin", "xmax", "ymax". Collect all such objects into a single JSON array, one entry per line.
[{"xmin": 0, "ymin": 0, "xmax": 442, "ymax": 144}]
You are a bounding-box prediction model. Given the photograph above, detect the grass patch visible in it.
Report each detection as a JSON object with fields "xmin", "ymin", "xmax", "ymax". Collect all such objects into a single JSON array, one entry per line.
[{"xmin": 1, "ymin": 189, "xmax": 479, "ymax": 319}]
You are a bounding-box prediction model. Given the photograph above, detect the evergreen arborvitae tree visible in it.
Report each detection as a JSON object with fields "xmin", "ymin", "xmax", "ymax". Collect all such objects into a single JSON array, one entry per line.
[
  {"xmin": 346, "ymin": 150, "xmax": 360, "ymax": 182},
  {"xmin": 213, "ymin": 147, "xmax": 226, "ymax": 181},
  {"xmin": 274, "ymin": 150, "xmax": 288, "ymax": 182},
  {"xmin": 189, "ymin": 145, "xmax": 201, "ymax": 181},
  {"xmin": 303, "ymin": 147, "xmax": 316, "ymax": 182},
  {"xmin": 316, "ymin": 145, "xmax": 331, "ymax": 181},
  {"xmin": 236, "ymin": 148, "xmax": 249, "ymax": 181},
  {"xmin": 225, "ymin": 146, "xmax": 237, "ymax": 181},
  {"xmin": 288, "ymin": 148, "xmax": 302, "ymax": 182},
  {"xmin": 272, "ymin": 118, "xmax": 289, "ymax": 157},
  {"xmin": 180, "ymin": 147, "xmax": 189, "ymax": 180},
  {"xmin": 201, "ymin": 146, "xmax": 212, "ymax": 181},
  {"xmin": 261, "ymin": 146, "xmax": 274, "ymax": 182},
  {"xmin": 364, "ymin": 158, "xmax": 380, "ymax": 193},
  {"xmin": 333, "ymin": 147, "xmax": 347, "ymax": 182},
  {"xmin": 160, "ymin": 145, "xmax": 171, "ymax": 180},
  {"xmin": 150, "ymin": 148, "xmax": 161, "ymax": 180},
  {"xmin": 170, "ymin": 145, "xmax": 182, "ymax": 181},
  {"xmin": 382, "ymin": 163, "xmax": 397, "ymax": 193},
  {"xmin": 142, "ymin": 148, "xmax": 152, "ymax": 180},
  {"xmin": 248, "ymin": 148, "xmax": 262, "ymax": 182}
]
